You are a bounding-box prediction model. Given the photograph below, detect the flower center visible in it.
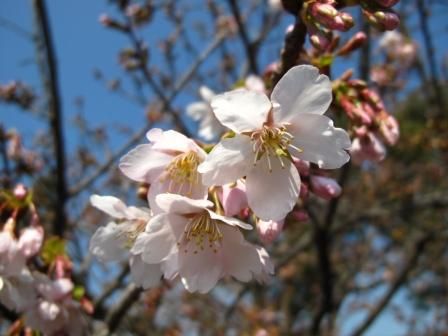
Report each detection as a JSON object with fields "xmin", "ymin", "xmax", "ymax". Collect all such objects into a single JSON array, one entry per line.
[
  {"xmin": 180, "ymin": 212, "xmax": 223, "ymax": 254},
  {"xmin": 161, "ymin": 151, "xmax": 201, "ymax": 195},
  {"xmin": 119, "ymin": 219, "xmax": 147, "ymax": 248},
  {"xmin": 250, "ymin": 125, "xmax": 302, "ymax": 172}
]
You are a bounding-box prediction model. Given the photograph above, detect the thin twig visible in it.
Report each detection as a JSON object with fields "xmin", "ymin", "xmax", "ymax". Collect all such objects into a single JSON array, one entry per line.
[
  {"xmin": 349, "ymin": 232, "xmax": 433, "ymax": 336},
  {"xmin": 105, "ymin": 283, "xmax": 142, "ymax": 333},
  {"xmin": 94, "ymin": 264, "xmax": 130, "ymax": 315}
]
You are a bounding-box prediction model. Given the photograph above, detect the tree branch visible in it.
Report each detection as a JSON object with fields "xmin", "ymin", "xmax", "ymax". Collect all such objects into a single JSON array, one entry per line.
[
  {"xmin": 104, "ymin": 283, "xmax": 142, "ymax": 333},
  {"xmin": 349, "ymin": 232, "xmax": 433, "ymax": 336},
  {"xmin": 227, "ymin": 0, "xmax": 259, "ymax": 74},
  {"xmin": 68, "ymin": 33, "xmax": 225, "ymax": 197},
  {"xmin": 416, "ymin": 0, "xmax": 445, "ymax": 117},
  {"xmin": 32, "ymin": 0, "xmax": 68, "ymax": 236}
]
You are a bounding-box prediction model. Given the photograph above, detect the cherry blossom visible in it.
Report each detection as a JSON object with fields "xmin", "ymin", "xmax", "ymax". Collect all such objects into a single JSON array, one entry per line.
[
  {"xmin": 198, "ymin": 65, "xmax": 351, "ymax": 221},
  {"xmin": 24, "ymin": 275, "xmax": 86, "ymax": 336},
  {"xmin": 89, "ymin": 194, "xmax": 164, "ymax": 289},
  {"xmin": 132, "ymin": 193, "xmax": 273, "ymax": 293},
  {"xmin": 0, "ymin": 220, "xmax": 43, "ymax": 311},
  {"xmin": 119, "ymin": 128, "xmax": 208, "ymax": 212}
]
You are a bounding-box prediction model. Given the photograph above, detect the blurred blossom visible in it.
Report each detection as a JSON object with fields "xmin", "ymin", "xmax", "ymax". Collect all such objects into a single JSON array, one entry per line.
[
  {"xmin": 350, "ymin": 132, "xmax": 387, "ymax": 163},
  {"xmin": 24, "ymin": 275, "xmax": 86, "ymax": 336},
  {"xmin": 186, "ymin": 86, "xmax": 226, "ymax": 141}
]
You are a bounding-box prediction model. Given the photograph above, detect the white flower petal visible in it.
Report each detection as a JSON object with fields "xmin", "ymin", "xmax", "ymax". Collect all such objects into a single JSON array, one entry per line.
[
  {"xmin": 198, "ymin": 134, "xmax": 253, "ymax": 186},
  {"xmin": 119, "ymin": 144, "xmax": 172, "ymax": 183},
  {"xmin": 90, "ymin": 195, "xmax": 129, "ymax": 219},
  {"xmin": 132, "ymin": 214, "xmax": 184, "ymax": 263},
  {"xmin": 129, "ymin": 255, "xmax": 162, "ymax": 289},
  {"xmin": 289, "ymin": 114, "xmax": 351, "ymax": 169},
  {"xmin": 197, "ymin": 114, "xmax": 225, "ymax": 141},
  {"xmin": 211, "ymin": 89, "xmax": 271, "ymax": 133},
  {"xmin": 149, "ymin": 129, "xmax": 202, "ymax": 154},
  {"xmin": 271, "ymin": 65, "xmax": 332, "ymax": 123},
  {"xmin": 206, "ymin": 209, "xmax": 252, "ymax": 230},
  {"xmin": 89, "ymin": 222, "xmax": 128, "ymax": 262},
  {"xmin": 179, "ymin": 246, "xmax": 222, "ymax": 293},
  {"xmin": 155, "ymin": 193, "xmax": 212, "ymax": 215},
  {"xmin": 186, "ymin": 102, "xmax": 210, "ymax": 121},
  {"xmin": 199, "ymin": 86, "xmax": 215, "ymax": 103},
  {"xmin": 246, "ymin": 158, "xmax": 300, "ymax": 221},
  {"xmin": 220, "ymin": 225, "xmax": 263, "ymax": 282}
]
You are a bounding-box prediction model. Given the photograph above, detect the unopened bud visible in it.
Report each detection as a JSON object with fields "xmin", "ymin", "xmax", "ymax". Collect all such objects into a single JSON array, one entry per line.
[
  {"xmin": 360, "ymin": 88, "xmax": 385, "ymax": 112},
  {"xmin": 313, "ymin": 3, "xmax": 338, "ymax": 18},
  {"xmin": 374, "ymin": 0, "xmax": 400, "ymax": 8},
  {"xmin": 363, "ymin": 8, "xmax": 399, "ymax": 31},
  {"xmin": 310, "ymin": 32, "xmax": 332, "ymax": 51},
  {"xmin": 292, "ymin": 210, "xmax": 309, "ymax": 222},
  {"xmin": 310, "ymin": 175, "xmax": 342, "ymax": 200},
  {"xmin": 99, "ymin": 14, "xmax": 129, "ymax": 32},
  {"xmin": 13, "ymin": 183, "xmax": 28, "ymax": 200},
  {"xmin": 337, "ymin": 32, "xmax": 367, "ymax": 56},
  {"xmin": 257, "ymin": 219, "xmax": 284, "ymax": 244}
]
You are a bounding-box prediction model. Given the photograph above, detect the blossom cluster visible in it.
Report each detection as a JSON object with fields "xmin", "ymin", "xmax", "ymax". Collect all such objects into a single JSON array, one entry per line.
[
  {"xmin": 0, "ymin": 185, "xmax": 89, "ymax": 336},
  {"xmin": 90, "ymin": 65, "xmax": 352, "ymax": 293}
]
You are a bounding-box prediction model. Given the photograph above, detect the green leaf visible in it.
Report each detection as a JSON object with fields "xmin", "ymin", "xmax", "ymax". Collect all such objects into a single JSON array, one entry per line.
[{"xmin": 41, "ymin": 236, "xmax": 66, "ymax": 265}]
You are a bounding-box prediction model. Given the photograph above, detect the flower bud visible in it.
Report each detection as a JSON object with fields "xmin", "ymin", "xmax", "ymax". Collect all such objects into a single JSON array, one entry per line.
[
  {"xmin": 257, "ymin": 219, "xmax": 284, "ymax": 244},
  {"xmin": 374, "ymin": 0, "xmax": 400, "ymax": 8},
  {"xmin": 350, "ymin": 132, "xmax": 386, "ymax": 163},
  {"xmin": 379, "ymin": 115, "xmax": 399, "ymax": 145},
  {"xmin": 13, "ymin": 183, "xmax": 28, "ymax": 200},
  {"xmin": 310, "ymin": 175, "xmax": 342, "ymax": 200},
  {"xmin": 292, "ymin": 210, "xmax": 309, "ymax": 222},
  {"xmin": 220, "ymin": 180, "xmax": 248, "ymax": 217},
  {"xmin": 363, "ymin": 8, "xmax": 399, "ymax": 31},
  {"xmin": 99, "ymin": 14, "xmax": 129, "ymax": 32},
  {"xmin": 337, "ymin": 32, "xmax": 367, "ymax": 56}
]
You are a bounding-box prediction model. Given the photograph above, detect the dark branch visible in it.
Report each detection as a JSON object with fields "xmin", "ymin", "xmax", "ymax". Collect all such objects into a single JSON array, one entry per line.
[
  {"xmin": 105, "ymin": 283, "xmax": 142, "ymax": 333},
  {"xmin": 32, "ymin": 0, "xmax": 68, "ymax": 236},
  {"xmin": 416, "ymin": 0, "xmax": 445, "ymax": 117},
  {"xmin": 227, "ymin": 0, "xmax": 259, "ymax": 74}
]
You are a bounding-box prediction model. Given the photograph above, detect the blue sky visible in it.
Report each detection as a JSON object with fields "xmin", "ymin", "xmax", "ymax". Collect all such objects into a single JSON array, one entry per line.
[{"xmin": 1, "ymin": 1, "xmax": 446, "ymax": 334}]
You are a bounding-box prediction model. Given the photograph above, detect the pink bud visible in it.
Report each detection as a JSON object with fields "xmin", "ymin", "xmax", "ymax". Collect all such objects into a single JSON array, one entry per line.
[
  {"xmin": 374, "ymin": 0, "xmax": 400, "ymax": 7},
  {"xmin": 379, "ymin": 115, "xmax": 399, "ymax": 145},
  {"xmin": 350, "ymin": 133, "xmax": 386, "ymax": 163},
  {"xmin": 337, "ymin": 32, "xmax": 367, "ymax": 56},
  {"xmin": 257, "ymin": 219, "xmax": 284, "ymax": 244},
  {"xmin": 13, "ymin": 184, "xmax": 28, "ymax": 200},
  {"xmin": 310, "ymin": 176, "xmax": 342, "ymax": 200},
  {"xmin": 220, "ymin": 180, "xmax": 248, "ymax": 217},
  {"xmin": 18, "ymin": 226, "xmax": 43, "ymax": 257},
  {"xmin": 292, "ymin": 210, "xmax": 309, "ymax": 222},
  {"xmin": 293, "ymin": 158, "xmax": 310, "ymax": 176}
]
